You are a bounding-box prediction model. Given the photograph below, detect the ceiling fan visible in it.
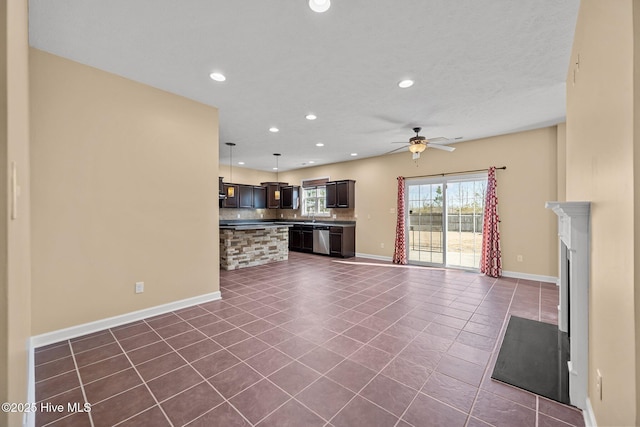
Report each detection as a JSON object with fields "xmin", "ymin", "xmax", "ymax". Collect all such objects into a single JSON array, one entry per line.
[{"xmin": 389, "ymin": 127, "xmax": 458, "ymax": 159}]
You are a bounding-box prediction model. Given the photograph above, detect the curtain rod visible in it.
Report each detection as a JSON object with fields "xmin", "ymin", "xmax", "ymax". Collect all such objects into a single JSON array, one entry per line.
[{"xmin": 403, "ymin": 166, "xmax": 506, "ymax": 180}]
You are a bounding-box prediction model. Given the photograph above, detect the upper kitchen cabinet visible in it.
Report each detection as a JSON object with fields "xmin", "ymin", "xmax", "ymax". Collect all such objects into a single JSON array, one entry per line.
[
  {"xmin": 280, "ymin": 186, "xmax": 300, "ymax": 209},
  {"xmin": 261, "ymin": 182, "xmax": 288, "ymax": 209},
  {"xmin": 326, "ymin": 180, "xmax": 355, "ymax": 208},
  {"xmin": 238, "ymin": 185, "xmax": 254, "ymax": 208},
  {"xmin": 222, "ymin": 183, "xmax": 239, "ymax": 208},
  {"xmin": 253, "ymin": 186, "xmax": 266, "ymax": 209}
]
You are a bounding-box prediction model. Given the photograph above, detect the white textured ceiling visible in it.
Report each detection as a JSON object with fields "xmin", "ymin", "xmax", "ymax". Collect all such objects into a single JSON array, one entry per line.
[{"xmin": 28, "ymin": 0, "xmax": 579, "ymax": 172}]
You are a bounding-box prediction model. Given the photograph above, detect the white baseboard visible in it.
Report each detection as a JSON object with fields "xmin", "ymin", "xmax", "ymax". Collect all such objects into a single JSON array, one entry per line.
[
  {"xmin": 30, "ymin": 291, "xmax": 221, "ymax": 349},
  {"xmin": 356, "ymin": 254, "xmax": 558, "ymax": 285},
  {"xmin": 583, "ymin": 397, "xmax": 597, "ymax": 427},
  {"xmin": 356, "ymin": 253, "xmax": 392, "ymax": 262},
  {"xmin": 25, "ymin": 344, "xmax": 35, "ymax": 427},
  {"xmin": 501, "ymin": 270, "xmax": 558, "ymax": 284}
]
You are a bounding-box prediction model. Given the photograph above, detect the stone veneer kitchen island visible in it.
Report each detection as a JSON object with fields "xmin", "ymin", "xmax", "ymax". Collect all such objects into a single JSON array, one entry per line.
[{"xmin": 219, "ymin": 223, "xmax": 291, "ymax": 270}]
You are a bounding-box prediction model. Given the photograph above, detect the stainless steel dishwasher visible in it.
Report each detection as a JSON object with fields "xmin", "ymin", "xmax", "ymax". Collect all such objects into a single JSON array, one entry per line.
[{"xmin": 312, "ymin": 225, "xmax": 330, "ymax": 254}]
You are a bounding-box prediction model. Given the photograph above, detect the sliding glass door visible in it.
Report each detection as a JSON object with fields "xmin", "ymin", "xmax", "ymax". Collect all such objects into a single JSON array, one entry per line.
[
  {"xmin": 407, "ymin": 174, "xmax": 487, "ymax": 269},
  {"xmin": 407, "ymin": 182, "xmax": 444, "ymax": 265}
]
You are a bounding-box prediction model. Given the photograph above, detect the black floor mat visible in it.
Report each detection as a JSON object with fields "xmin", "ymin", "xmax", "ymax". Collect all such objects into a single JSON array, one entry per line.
[{"xmin": 492, "ymin": 315, "xmax": 570, "ymax": 405}]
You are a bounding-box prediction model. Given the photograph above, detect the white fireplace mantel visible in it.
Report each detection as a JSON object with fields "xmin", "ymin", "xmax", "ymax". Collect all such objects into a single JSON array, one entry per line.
[{"xmin": 546, "ymin": 201, "xmax": 590, "ymax": 410}]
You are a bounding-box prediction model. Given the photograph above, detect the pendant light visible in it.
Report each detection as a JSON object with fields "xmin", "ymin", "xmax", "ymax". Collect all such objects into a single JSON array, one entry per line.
[
  {"xmin": 226, "ymin": 142, "xmax": 236, "ymax": 197},
  {"xmin": 273, "ymin": 153, "xmax": 281, "ymax": 201}
]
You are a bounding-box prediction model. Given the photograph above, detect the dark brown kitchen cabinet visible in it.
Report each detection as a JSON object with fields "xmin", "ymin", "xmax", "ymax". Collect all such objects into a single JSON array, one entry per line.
[
  {"xmin": 289, "ymin": 227, "xmax": 302, "ymax": 250},
  {"xmin": 329, "ymin": 226, "xmax": 355, "ymax": 257},
  {"xmin": 261, "ymin": 182, "xmax": 288, "ymax": 209},
  {"xmin": 253, "ymin": 186, "xmax": 266, "ymax": 209},
  {"xmin": 280, "ymin": 186, "xmax": 299, "ymax": 209},
  {"xmin": 222, "ymin": 183, "xmax": 239, "ymax": 208},
  {"xmin": 238, "ymin": 185, "xmax": 254, "ymax": 208},
  {"xmin": 325, "ymin": 180, "xmax": 355, "ymax": 208},
  {"xmin": 289, "ymin": 225, "xmax": 313, "ymax": 253},
  {"xmin": 302, "ymin": 226, "xmax": 314, "ymax": 252}
]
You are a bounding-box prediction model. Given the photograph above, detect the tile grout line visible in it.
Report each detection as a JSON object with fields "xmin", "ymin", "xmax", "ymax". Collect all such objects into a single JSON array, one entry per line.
[
  {"xmin": 37, "ymin": 256, "xmax": 569, "ymax": 427},
  {"xmin": 106, "ymin": 328, "xmax": 176, "ymax": 427},
  {"xmin": 398, "ymin": 275, "xmax": 502, "ymax": 427},
  {"xmin": 131, "ymin": 316, "xmax": 256, "ymax": 427},
  {"xmin": 462, "ymin": 276, "xmax": 516, "ymax": 427},
  {"xmin": 68, "ymin": 340, "xmax": 95, "ymax": 427}
]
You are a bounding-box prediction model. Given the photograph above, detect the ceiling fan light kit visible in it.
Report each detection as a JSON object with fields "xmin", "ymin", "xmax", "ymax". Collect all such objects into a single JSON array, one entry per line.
[
  {"xmin": 309, "ymin": 0, "xmax": 331, "ymax": 13},
  {"xmin": 408, "ymin": 143, "xmax": 426, "ymax": 154},
  {"xmin": 387, "ymin": 126, "xmax": 456, "ymax": 159}
]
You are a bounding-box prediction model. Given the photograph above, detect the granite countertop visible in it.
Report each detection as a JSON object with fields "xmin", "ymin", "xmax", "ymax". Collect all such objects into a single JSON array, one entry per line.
[
  {"xmin": 219, "ymin": 223, "xmax": 293, "ymax": 231},
  {"xmin": 219, "ymin": 220, "xmax": 356, "ymax": 230},
  {"xmin": 279, "ymin": 221, "xmax": 355, "ymax": 228}
]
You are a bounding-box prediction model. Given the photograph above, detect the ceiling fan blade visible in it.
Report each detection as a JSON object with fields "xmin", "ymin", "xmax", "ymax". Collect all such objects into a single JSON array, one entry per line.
[
  {"xmin": 385, "ymin": 145, "xmax": 408, "ymax": 155},
  {"xmin": 425, "ymin": 137, "xmax": 450, "ymax": 143},
  {"xmin": 391, "ymin": 141, "xmax": 409, "ymax": 144},
  {"xmin": 427, "ymin": 143, "xmax": 456, "ymax": 152}
]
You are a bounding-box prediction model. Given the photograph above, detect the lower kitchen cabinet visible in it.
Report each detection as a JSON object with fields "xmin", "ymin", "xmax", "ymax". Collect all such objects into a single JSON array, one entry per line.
[
  {"xmin": 289, "ymin": 225, "xmax": 314, "ymax": 253},
  {"xmin": 302, "ymin": 226, "xmax": 314, "ymax": 252},
  {"xmin": 289, "ymin": 224, "xmax": 355, "ymax": 257},
  {"xmin": 289, "ymin": 227, "xmax": 302, "ymax": 250},
  {"xmin": 329, "ymin": 226, "xmax": 355, "ymax": 257}
]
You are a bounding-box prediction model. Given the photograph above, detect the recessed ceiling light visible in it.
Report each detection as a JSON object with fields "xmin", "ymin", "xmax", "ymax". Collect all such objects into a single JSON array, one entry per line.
[
  {"xmin": 309, "ymin": 160, "xmax": 315, "ymax": 164},
  {"xmin": 350, "ymin": 153, "xmax": 358, "ymax": 157},
  {"xmin": 272, "ymin": 167, "xmax": 278, "ymax": 170},
  {"xmin": 309, "ymin": 0, "xmax": 330, "ymax": 13},
  {"xmin": 269, "ymin": 127, "xmax": 279, "ymax": 133},
  {"xmin": 306, "ymin": 114, "xmax": 317, "ymax": 120},
  {"xmin": 315, "ymin": 143, "xmax": 324, "ymax": 147},
  {"xmin": 209, "ymin": 72, "xmax": 226, "ymax": 82},
  {"xmin": 398, "ymin": 79, "xmax": 414, "ymax": 88},
  {"xmin": 238, "ymin": 161, "xmax": 245, "ymax": 165}
]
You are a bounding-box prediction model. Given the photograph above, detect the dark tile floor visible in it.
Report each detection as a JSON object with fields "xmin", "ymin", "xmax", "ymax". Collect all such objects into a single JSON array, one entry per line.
[{"xmin": 34, "ymin": 252, "xmax": 585, "ymax": 427}]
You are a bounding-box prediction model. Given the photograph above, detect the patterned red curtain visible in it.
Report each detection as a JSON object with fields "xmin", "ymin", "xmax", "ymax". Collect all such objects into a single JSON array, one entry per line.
[
  {"xmin": 393, "ymin": 176, "xmax": 407, "ymax": 264},
  {"xmin": 480, "ymin": 167, "xmax": 502, "ymax": 277}
]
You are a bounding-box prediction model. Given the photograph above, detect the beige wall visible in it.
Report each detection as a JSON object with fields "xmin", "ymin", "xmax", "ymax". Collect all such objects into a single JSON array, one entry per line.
[
  {"xmin": 2, "ymin": 0, "xmax": 32, "ymax": 425},
  {"xmin": 566, "ymin": 0, "xmax": 637, "ymax": 425},
  {"xmin": 257, "ymin": 126, "xmax": 557, "ymax": 277},
  {"xmin": 635, "ymin": 2, "xmax": 640, "ymax": 421},
  {"xmin": 30, "ymin": 49, "xmax": 220, "ymax": 335},
  {"xmin": 557, "ymin": 123, "xmax": 567, "ymax": 202}
]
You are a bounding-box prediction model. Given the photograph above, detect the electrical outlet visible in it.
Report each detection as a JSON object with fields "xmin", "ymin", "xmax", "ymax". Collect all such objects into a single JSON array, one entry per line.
[
  {"xmin": 135, "ymin": 282, "xmax": 144, "ymax": 294},
  {"xmin": 294, "ymin": 214, "xmax": 297, "ymax": 218},
  {"xmin": 596, "ymin": 369, "xmax": 603, "ymax": 400},
  {"xmin": 237, "ymin": 214, "xmax": 240, "ymax": 218},
  {"xmin": 333, "ymin": 214, "xmax": 337, "ymax": 219},
  {"xmin": 516, "ymin": 255, "xmax": 523, "ymax": 262},
  {"xmin": 380, "ymin": 243, "xmax": 385, "ymax": 248},
  {"xmin": 260, "ymin": 214, "xmax": 263, "ymax": 218},
  {"xmin": 389, "ymin": 208, "xmax": 395, "ymax": 214}
]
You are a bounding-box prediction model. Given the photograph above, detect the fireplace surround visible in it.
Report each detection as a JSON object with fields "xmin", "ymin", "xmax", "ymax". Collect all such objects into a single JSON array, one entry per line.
[{"xmin": 546, "ymin": 201, "xmax": 590, "ymax": 410}]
